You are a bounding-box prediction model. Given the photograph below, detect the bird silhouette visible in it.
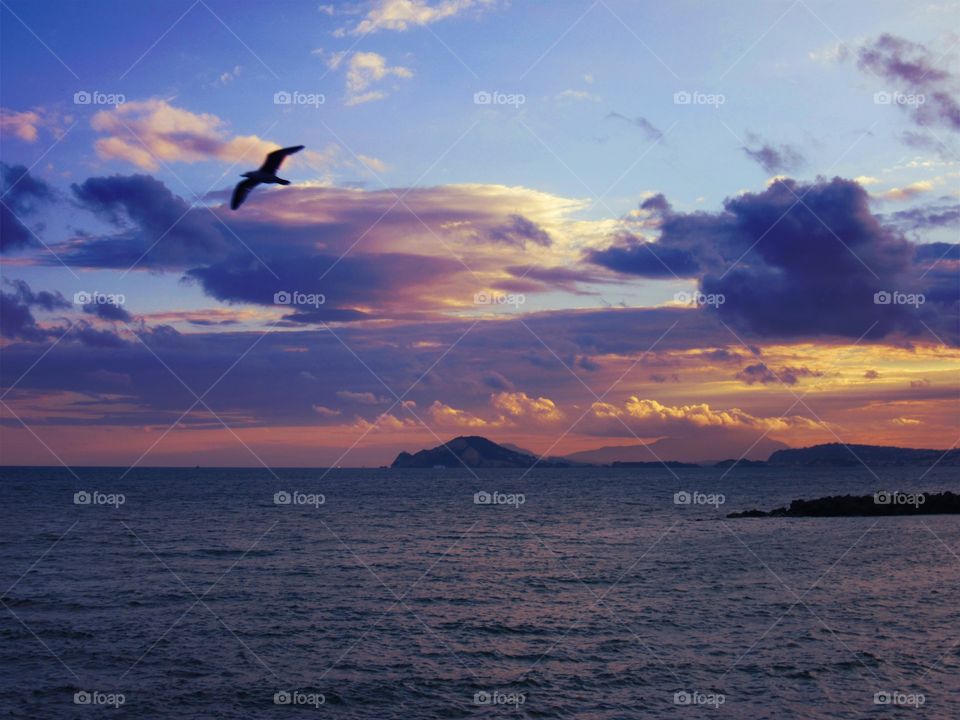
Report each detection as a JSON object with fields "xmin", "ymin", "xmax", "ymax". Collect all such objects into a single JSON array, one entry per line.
[{"xmin": 231, "ymin": 145, "xmax": 304, "ymax": 210}]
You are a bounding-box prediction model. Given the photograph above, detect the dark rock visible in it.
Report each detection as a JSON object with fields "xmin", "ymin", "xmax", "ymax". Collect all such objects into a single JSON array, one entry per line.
[{"xmin": 728, "ymin": 491, "xmax": 960, "ymax": 518}]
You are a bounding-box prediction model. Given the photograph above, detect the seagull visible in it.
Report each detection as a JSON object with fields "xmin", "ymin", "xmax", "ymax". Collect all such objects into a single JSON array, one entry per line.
[{"xmin": 230, "ymin": 145, "xmax": 304, "ymax": 210}]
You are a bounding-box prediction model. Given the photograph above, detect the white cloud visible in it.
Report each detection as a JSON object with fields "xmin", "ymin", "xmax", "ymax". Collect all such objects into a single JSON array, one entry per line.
[
  {"xmin": 349, "ymin": 0, "xmax": 494, "ymax": 35},
  {"xmin": 89, "ymin": 99, "xmax": 338, "ymax": 175},
  {"xmin": 333, "ymin": 52, "xmax": 413, "ymax": 106}
]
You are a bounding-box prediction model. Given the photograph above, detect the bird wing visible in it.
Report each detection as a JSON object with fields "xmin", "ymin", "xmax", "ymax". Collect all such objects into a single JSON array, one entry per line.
[
  {"xmin": 259, "ymin": 145, "xmax": 305, "ymax": 174},
  {"xmin": 231, "ymin": 178, "xmax": 259, "ymax": 210}
]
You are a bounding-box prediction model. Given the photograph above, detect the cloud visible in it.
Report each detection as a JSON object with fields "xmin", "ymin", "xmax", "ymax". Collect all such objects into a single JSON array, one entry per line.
[
  {"xmin": 878, "ymin": 180, "xmax": 936, "ymax": 201},
  {"xmin": 491, "ymin": 391, "xmax": 563, "ymax": 422},
  {"xmin": 90, "ymin": 99, "xmax": 283, "ymax": 170},
  {"xmin": 330, "ymin": 51, "xmax": 413, "ymax": 105},
  {"xmin": 586, "ymin": 397, "xmax": 821, "ymax": 435},
  {"xmin": 81, "ymin": 300, "xmax": 133, "ymax": 322},
  {"xmin": 312, "ymin": 404, "xmax": 342, "ymax": 417},
  {"xmin": 0, "ymin": 279, "xmax": 69, "ymax": 340},
  {"xmin": 336, "ymin": 390, "xmax": 388, "ymax": 405},
  {"xmin": 882, "ymin": 199, "xmax": 960, "ymax": 231},
  {"xmin": 856, "ymin": 34, "xmax": 960, "ymax": 132},
  {"xmin": 0, "ymin": 280, "xmax": 127, "ymax": 348},
  {"xmin": 217, "ymin": 65, "xmax": 242, "ymax": 85},
  {"xmin": 0, "ymin": 163, "xmax": 55, "ymax": 252},
  {"xmin": 483, "ymin": 214, "xmax": 552, "ymax": 247},
  {"xmin": 735, "ymin": 362, "xmax": 823, "ymax": 385},
  {"xmin": 70, "ymin": 173, "xmax": 228, "ymax": 268},
  {"xmin": 348, "ymin": 0, "xmax": 494, "ymax": 35},
  {"xmin": 64, "ymin": 174, "xmax": 608, "ymax": 322},
  {"xmin": 606, "ymin": 112, "xmax": 663, "ymax": 140},
  {"xmin": 589, "ymin": 176, "xmax": 959, "ymax": 344},
  {"xmin": 741, "ymin": 132, "xmax": 805, "ymax": 173},
  {"xmin": 588, "ymin": 232, "xmax": 700, "ymax": 278},
  {"xmin": 556, "ymin": 89, "xmax": 599, "ymax": 103},
  {"xmin": 426, "ymin": 400, "xmax": 489, "ymax": 427},
  {"xmin": 0, "ymin": 108, "xmax": 43, "ymax": 142}
]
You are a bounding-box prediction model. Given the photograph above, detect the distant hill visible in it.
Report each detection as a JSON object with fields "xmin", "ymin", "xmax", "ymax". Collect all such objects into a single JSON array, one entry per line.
[
  {"xmin": 611, "ymin": 460, "xmax": 700, "ymax": 468},
  {"xmin": 391, "ymin": 436, "xmax": 569, "ymax": 469},
  {"xmin": 563, "ymin": 436, "xmax": 788, "ymax": 464},
  {"xmin": 713, "ymin": 459, "xmax": 768, "ymax": 468},
  {"xmin": 768, "ymin": 443, "xmax": 960, "ymax": 467}
]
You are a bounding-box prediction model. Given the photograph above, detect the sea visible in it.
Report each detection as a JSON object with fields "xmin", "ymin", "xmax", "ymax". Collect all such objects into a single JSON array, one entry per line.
[{"xmin": 0, "ymin": 465, "xmax": 957, "ymax": 719}]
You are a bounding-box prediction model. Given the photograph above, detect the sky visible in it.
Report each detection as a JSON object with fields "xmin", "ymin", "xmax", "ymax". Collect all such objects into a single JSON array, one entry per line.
[{"xmin": 0, "ymin": 0, "xmax": 958, "ymax": 467}]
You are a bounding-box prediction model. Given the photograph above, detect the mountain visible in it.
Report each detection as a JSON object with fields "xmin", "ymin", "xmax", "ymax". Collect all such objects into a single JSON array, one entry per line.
[
  {"xmin": 391, "ymin": 436, "xmax": 568, "ymax": 469},
  {"xmin": 768, "ymin": 443, "xmax": 960, "ymax": 467},
  {"xmin": 563, "ymin": 436, "xmax": 788, "ymax": 464}
]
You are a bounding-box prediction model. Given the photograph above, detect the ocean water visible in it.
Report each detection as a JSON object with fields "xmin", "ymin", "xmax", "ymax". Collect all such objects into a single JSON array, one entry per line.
[{"xmin": 0, "ymin": 465, "xmax": 958, "ymax": 719}]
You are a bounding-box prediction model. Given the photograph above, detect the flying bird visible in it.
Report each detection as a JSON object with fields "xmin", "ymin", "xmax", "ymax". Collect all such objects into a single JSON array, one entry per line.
[{"xmin": 231, "ymin": 145, "xmax": 304, "ymax": 210}]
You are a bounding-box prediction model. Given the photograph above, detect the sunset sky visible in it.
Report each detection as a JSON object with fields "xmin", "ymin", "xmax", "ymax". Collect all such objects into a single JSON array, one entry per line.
[{"xmin": 1, "ymin": 0, "xmax": 957, "ymax": 467}]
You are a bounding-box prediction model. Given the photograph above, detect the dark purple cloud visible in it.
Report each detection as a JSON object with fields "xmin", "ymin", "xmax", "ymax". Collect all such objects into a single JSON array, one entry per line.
[
  {"xmin": 741, "ymin": 132, "xmax": 805, "ymax": 173},
  {"xmin": 736, "ymin": 363, "xmax": 823, "ymax": 386},
  {"xmin": 0, "ymin": 279, "xmax": 69, "ymax": 340},
  {"xmin": 0, "ymin": 280, "xmax": 128, "ymax": 348},
  {"xmin": 606, "ymin": 112, "xmax": 664, "ymax": 140},
  {"xmin": 857, "ymin": 34, "xmax": 960, "ymax": 132},
  {"xmin": 588, "ymin": 233, "xmax": 701, "ymax": 278},
  {"xmin": 81, "ymin": 299, "xmax": 133, "ymax": 322},
  {"xmin": 589, "ymin": 177, "xmax": 959, "ymax": 344},
  {"xmin": 69, "ymin": 174, "xmax": 228, "ymax": 268},
  {"xmin": 483, "ymin": 214, "xmax": 552, "ymax": 247},
  {"xmin": 1, "ymin": 163, "xmax": 54, "ymax": 252},
  {"xmin": 882, "ymin": 200, "xmax": 960, "ymax": 232}
]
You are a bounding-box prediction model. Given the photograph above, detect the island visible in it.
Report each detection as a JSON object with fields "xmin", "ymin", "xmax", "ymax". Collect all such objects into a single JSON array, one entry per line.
[
  {"xmin": 767, "ymin": 443, "xmax": 960, "ymax": 467},
  {"xmin": 391, "ymin": 436, "xmax": 570, "ymax": 468}
]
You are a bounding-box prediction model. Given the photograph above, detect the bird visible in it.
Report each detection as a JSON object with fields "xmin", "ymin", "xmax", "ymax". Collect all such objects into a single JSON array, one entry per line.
[{"xmin": 230, "ymin": 145, "xmax": 304, "ymax": 210}]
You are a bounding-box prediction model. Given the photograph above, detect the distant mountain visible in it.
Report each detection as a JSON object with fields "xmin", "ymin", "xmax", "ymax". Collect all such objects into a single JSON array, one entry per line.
[
  {"xmin": 713, "ymin": 459, "xmax": 768, "ymax": 468},
  {"xmin": 611, "ymin": 460, "xmax": 700, "ymax": 468},
  {"xmin": 391, "ymin": 436, "xmax": 569, "ymax": 469},
  {"xmin": 768, "ymin": 443, "xmax": 960, "ymax": 467},
  {"xmin": 564, "ymin": 436, "xmax": 788, "ymax": 464}
]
